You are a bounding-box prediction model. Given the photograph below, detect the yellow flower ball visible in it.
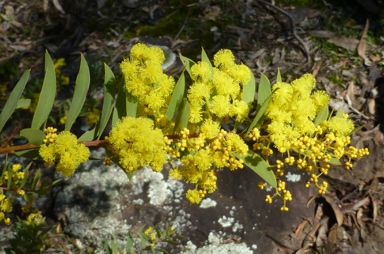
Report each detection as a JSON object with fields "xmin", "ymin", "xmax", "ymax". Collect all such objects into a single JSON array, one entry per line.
[{"xmin": 108, "ymin": 117, "xmax": 167, "ymax": 173}]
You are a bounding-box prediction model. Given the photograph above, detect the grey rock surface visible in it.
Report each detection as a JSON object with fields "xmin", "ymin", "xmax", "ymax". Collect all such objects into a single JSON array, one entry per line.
[{"xmin": 52, "ymin": 148, "xmax": 317, "ymax": 253}]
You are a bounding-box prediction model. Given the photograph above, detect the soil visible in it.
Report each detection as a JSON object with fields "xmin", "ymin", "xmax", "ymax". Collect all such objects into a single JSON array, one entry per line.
[{"xmin": 1, "ymin": 0, "xmax": 384, "ymax": 253}]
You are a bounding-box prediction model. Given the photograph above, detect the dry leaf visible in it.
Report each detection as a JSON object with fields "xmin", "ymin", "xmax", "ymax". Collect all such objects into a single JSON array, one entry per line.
[
  {"xmin": 356, "ymin": 208, "xmax": 365, "ymax": 229},
  {"xmin": 293, "ymin": 220, "xmax": 308, "ymax": 237},
  {"xmin": 323, "ymin": 195, "xmax": 344, "ymax": 226},
  {"xmin": 272, "ymin": 48, "xmax": 280, "ymax": 65},
  {"xmin": 327, "ymin": 37, "xmax": 359, "ymax": 51},
  {"xmin": 369, "ymin": 193, "xmax": 378, "ymax": 223},
  {"xmin": 204, "ymin": 5, "xmax": 221, "ymax": 21},
  {"xmin": 345, "ymin": 81, "xmax": 361, "ymax": 109},
  {"xmin": 52, "ymin": 0, "xmax": 66, "ymax": 14},
  {"xmin": 43, "ymin": 0, "xmax": 49, "ymax": 12},
  {"xmin": 358, "ymin": 19, "xmax": 369, "ymax": 58},
  {"xmin": 341, "ymin": 197, "xmax": 370, "ymax": 213},
  {"xmin": 328, "ymin": 224, "xmax": 338, "ymax": 244},
  {"xmin": 369, "ymin": 54, "xmax": 381, "ymax": 62},
  {"xmin": 265, "ymin": 235, "xmax": 292, "ymax": 254},
  {"xmin": 368, "ymin": 98, "xmax": 376, "ymax": 115},
  {"xmin": 307, "ymin": 194, "xmax": 318, "ymax": 208},
  {"xmin": 316, "ymin": 218, "xmax": 329, "ymax": 247},
  {"xmin": 250, "ymin": 48, "xmax": 266, "ymax": 61},
  {"xmin": 97, "ymin": 0, "xmax": 107, "ymax": 9},
  {"xmin": 312, "ymin": 60, "xmax": 321, "ymax": 77},
  {"xmin": 308, "ymin": 30, "xmax": 336, "ymax": 38}
]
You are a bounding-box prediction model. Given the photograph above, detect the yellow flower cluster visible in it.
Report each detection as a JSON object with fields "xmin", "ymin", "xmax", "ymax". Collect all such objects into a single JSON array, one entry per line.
[
  {"xmin": 107, "ymin": 117, "xmax": 168, "ymax": 173},
  {"xmin": 251, "ymin": 74, "xmax": 369, "ymax": 209},
  {"xmin": 188, "ymin": 49, "xmax": 251, "ymax": 123},
  {"xmin": 265, "ymin": 74, "xmax": 330, "ymax": 153},
  {"xmin": 120, "ymin": 43, "xmax": 175, "ymax": 115},
  {"xmin": 0, "ymin": 163, "xmax": 28, "ymax": 224},
  {"xmin": 25, "ymin": 212, "xmax": 44, "ymax": 226},
  {"xmin": 59, "ymin": 115, "xmax": 67, "ymax": 125},
  {"xmin": 2, "ymin": 164, "xmax": 24, "ymax": 183},
  {"xmin": 264, "ymin": 180, "xmax": 292, "ymax": 211},
  {"xmin": 54, "ymin": 58, "xmax": 70, "ymax": 87},
  {"xmin": 28, "ymin": 93, "xmax": 40, "ymax": 113},
  {"xmin": 39, "ymin": 130, "xmax": 90, "ymax": 177},
  {"xmin": 0, "ymin": 193, "xmax": 12, "ymax": 224},
  {"xmin": 144, "ymin": 226, "xmax": 157, "ymax": 246},
  {"xmin": 86, "ymin": 108, "xmax": 101, "ymax": 126},
  {"xmin": 305, "ymin": 174, "xmax": 328, "ymax": 195},
  {"xmin": 1, "ymin": 164, "xmax": 26, "ymax": 194},
  {"xmin": 168, "ymin": 128, "xmax": 248, "ymax": 204},
  {"xmin": 0, "ymin": 84, "xmax": 7, "ymax": 101},
  {"xmin": 42, "ymin": 127, "xmax": 58, "ymax": 144}
]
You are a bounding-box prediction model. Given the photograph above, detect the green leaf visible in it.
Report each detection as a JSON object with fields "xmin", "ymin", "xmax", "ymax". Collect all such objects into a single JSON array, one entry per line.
[
  {"xmin": 240, "ymin": 150, "xmax": 277, "ymax": 188},
  {"xmin": 32, "ymin": 168, "xmax": 41, "ymax": 191},
  {"xmin": 314, "ymin": 105, "xmax": 329, "ymax": 125},
  {"xmin": 112, "ymin": 85, "xmax": 127, "ymax": 128},
  {"xmin": 96, "ymin": 63, "xmax": 116, "ymax": 139},
  {"xmin": 126, "ymin": 92, "xmax": 138, "ymax": 117},
  {"xmin": 23, "ymin": 193, "xmax": 33, "ymax": 203},
  {"xmin": 166, "ymin": 72, "xmax": 185, "ymax": 121},
  {"xmin": 276, "ymin": 68, "xmax": 282, "ymax": 83},
  {"xmin": 14, "ymin": 149, "xmax": 40, "ymax": 160},
  {"xmin": 201, "ymin": 48, "xmax": 211, "ymax": 64},
  {"xmin": 352, "ymin": 125, "xmax": 364, "ymax": 133},
  {"xmin": 155, "ymin": 226, "xmax": 161, "ymax": 237},
  {"xmin": 242, "ymin": 71, "xmax": 256, "ymax": 104},
  {"xmin": 65, "ymin": 54, "xmax": 90, "ymax": 130},
  {"xmin": 0, "ymin": 70, "xmax": 30, "ymax": 133},
  {"xmin": 0, "ymin": 154, "xmax": 8, "ymax": 182},
  {"xmin": 111, "ymin": 108, "xmax": 119, "ymax": 130},
  {"xmin": 154, "ymin": 248, "xmax": 169, "ymax": 254},
  {"xmin": 125, "ymin": 233, "xmax": 134, "ymax": 252},
  {"xmin": 103, "ymin": 242, "xmax": 113, "ymax": 254},
  {"xmin": 107, "ymin": 234, "xmax": 119, "ymax": 254},
  {"xmin": 78, "ymin": 128, "xmax": 96, "ymax": 142},
  {"xmin": 335, "ymin": 107, "xmax": 344, "ymax": 117},
  {"xmin": 257, "ymin": 73, "xmax": 271, "ymax": 108},
  {"xmin": 201, "ymin": 47, "xmax": 213, "ymax": 69},
  {"xmin": 179, "ymin": 54, "xmax": 195, "ymax": 76},
  {"xmin": 180, "ymin": 100, "xmax": 190, "ymax": 129},
  {"xmin": 19, "ymin": 162, "xmax": 32, "ymax": 189},
  {"xmin": 246, "ymin": 94, "xmax": 272, "ymax": 134},
  {"xmin": 105, "ymin": 148, "xmax": 132, "ymax": 179},
  {"xmin": 173, "ymin": 98, "xmax": 187, "ymax": 131},
  {"xmin": 7, "ymin": 165, "xmax": 13, "ymax": 189},
  {"xmin": 329, "ymin": 156, "xmax": 341, "ymax": 165},
  {"xmin": 126, "ymin": 171, "xmax": 134, "ymax": 181},
  {"xmin": 16, "ymin": 99, "xmax": 31, "ymax": 109},
  {"xmin": 138, "ymin": 233, "xmax": 148, "ymax": 249},
  {"xmin": 20, "ymin": 128, "xmax": 45, "ymax": 146},
  {"xmin": 32, "ymin": 51, "xmax": 56, "ymax": 129}
]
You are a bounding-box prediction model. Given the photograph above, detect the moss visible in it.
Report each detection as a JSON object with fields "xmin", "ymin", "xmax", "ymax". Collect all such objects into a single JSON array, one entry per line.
[
  {"xmin": 328, "ymin": 74, "xmax": 343, "ymax": 87},
  {"xmin": 137, "ymin": 11, "xmax": 187, "ymax": 37},
  {"xmin": 136, "ymin": 5, "xmax": 217, "ymax": 59},
  {"xmin": 0, "ymin": 59, "xmax": 17, "ymax": 84},
  {"xmin": 275, "ymin": 0, "xmax": 323, "ymax": 8},
  {"xmin": 352, "ymin": 57, "xmax": 364, "ymax": 66}
]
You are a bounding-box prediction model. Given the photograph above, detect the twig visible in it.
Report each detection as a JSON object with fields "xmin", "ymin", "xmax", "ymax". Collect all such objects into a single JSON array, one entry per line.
[
  {"xmin": 345, "ymin": 94, "xmax": 371, "ymax": 120},
  {"xmin": 174, "ymin": 15, "xmax": 189, "ymax": 41},
  {"xmin": 0, "ymin": 143, "xmax": 38, "ymax": 154},
  {"xmin": 0, "ymin": 140, "xmax": 107, "ymax": 154},
  {"xmin": 256, "ymin": 0, "xmax": 311, "ymax": 63}
]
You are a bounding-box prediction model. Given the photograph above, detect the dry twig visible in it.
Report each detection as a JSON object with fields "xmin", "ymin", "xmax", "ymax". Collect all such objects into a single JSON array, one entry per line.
[{"xmin": 256, "ymin": 0, "xmax": 311, "ymax": 63}]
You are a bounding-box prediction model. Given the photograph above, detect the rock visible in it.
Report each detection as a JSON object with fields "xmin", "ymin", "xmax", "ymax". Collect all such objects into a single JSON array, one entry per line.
[
  {"xmin": 52, "ymin": 148, "xmax": 192, "ymax": 252},
  {"xmin": 52, "ymin": 149, "xmax": 317, "ymax": 252}
]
